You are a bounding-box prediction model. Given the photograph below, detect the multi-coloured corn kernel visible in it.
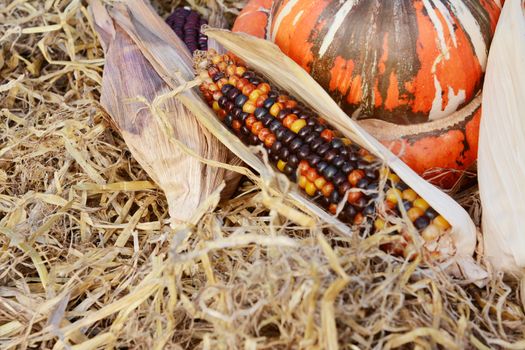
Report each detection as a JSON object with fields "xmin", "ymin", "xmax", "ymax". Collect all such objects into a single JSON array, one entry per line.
[
  {"xmin": 166, "ymin": 7, "xmax": 208, "ymax": 53},
  {"xmin": 197, "ymin": 50, "xmax": 452, "ymax": 259}
]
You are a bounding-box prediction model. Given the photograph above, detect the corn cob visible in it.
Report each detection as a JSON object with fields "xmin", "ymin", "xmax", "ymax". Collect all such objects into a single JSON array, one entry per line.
[
  {"xmin": 166, "ymin": 7, "xmax": 208, "ymax": 53},
  {"xmin": 197, "ymin": 50, "xmax": 452, "ymax": 259}
]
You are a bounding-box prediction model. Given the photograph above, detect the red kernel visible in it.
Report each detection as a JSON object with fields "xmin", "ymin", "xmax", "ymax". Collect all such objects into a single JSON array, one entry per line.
[
  {"xmin": 283, "ymin": 114, "xmax": 298, "ymax": 129},
  {"xmin": 320, "ymin": 129, "xmax": 334, "ymax": 142}
]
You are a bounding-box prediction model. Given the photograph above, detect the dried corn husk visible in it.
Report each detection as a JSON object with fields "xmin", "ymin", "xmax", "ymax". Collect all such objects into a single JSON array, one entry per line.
[
  {"xmin": 479, "ymin": 0, "xmax": 525, "ymax": 273},
  {"xmin": 199, "ymin": 29, "xmax": 484, "ymax": 281},
  {"xmin": 89, "ymin": 1, "xmax": 240, "ymax": 226},
  {"xmin": 93, "ymin": 0, "xmax": 483, "ymax": 281}
]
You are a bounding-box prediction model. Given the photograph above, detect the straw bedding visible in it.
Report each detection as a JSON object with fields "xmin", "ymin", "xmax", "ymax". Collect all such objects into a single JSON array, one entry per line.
[{"xmin": 1, "ymin": 1, "xmax": 524, "ymax": 349}]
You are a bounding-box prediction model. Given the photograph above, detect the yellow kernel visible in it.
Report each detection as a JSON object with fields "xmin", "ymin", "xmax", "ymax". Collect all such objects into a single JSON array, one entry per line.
[
  {"xmin": 217, "ymin": 61, "xmax": 227, "ymax": 72},
  {"xmin": 407, "ymin": 207, "xmax": 424, "ymax": 222},
  {"xmin": 298, "ymin": 175, "xmax": 307, "ymax": 189},
  {"xmin": 363, "ymin": 155, "xmax": 375, "ymax": 163},
  {"xmin": 277, "ymin": 160, "xmax": 286, "ymax": 172},
  {"xmin": 402, "ymin": 189, "xmax": 418, "ymax": 202},
  {"xmin": 242, "ymin": 102, "xmax": 256, "ymax": 114},
  {"xmin": 433, "ymin": 215, "xmax": 451, "ymax": 230},
  {"xmin": 212, "ymin": 101, "xmax": 220, "ymax": 111},
  {"xmin": 235, "ymin": 66, "xmax": 246, "ymax": 76},
  {"xmin": 413, "ymin": 198, "xmax": 430, "ymax": 211},
  {"xmin": 421, "ymin": 224, "xmax": 441, "ymax": 242},
  {"xmin": 269, "ymin": 103, "xmax": 282, "ymax": 117},
  {"xmin": 211, "ymin": 54, "xmax": 222, "ymax": 65},
  {"xmin": 388, "ymin": 173, "xmax": 401, "ymax": 184},
  {"xmin": 374, "ymin": 218, "xmax": 386, "ymax": 231},
  {"xmin": 305, "ymin": 182, "xmax": 317, "ymax": 196},
  {"xmin": 314, "ymin": 177, "xmax": 326, "ymax": 189},
  {"xmin": 341, "ymin": 138, "xmax": 352, "ymax": 146},
  {"xmin": 226, "ymin": 64, "xmax": 236, "ymax": 76},
  {"xmin": 290, "ymin": 119, "xmax": 307, "ymax": 133},
  {"xmin": 386, "ymin": 188, "xmax": 402, "ymax": 204},
  {"xmin": 249, "ymin": 89, "xmax": 262, "ymax": 101}
]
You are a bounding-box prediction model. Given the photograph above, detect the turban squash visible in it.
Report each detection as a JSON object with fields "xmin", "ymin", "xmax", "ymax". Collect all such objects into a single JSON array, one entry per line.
[{"xmin": 232, "ymin": 0, "xmax": 503, "ymax": 188}]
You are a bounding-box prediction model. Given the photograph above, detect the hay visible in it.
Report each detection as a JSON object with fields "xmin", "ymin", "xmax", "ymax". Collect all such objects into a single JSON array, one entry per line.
[{"xmin": 1, "ymin": 0, "xmax": 524, "ymax": 349}]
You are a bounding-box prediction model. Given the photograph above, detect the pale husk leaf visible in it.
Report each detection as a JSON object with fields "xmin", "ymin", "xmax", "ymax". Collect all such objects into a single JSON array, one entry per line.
[
  {"xmin": 202, "ymin": 28, "xmax": 482, "ymax": 280},
  {"xmin": 479, "ymin": 0, "xmax": 525, "ymax": 273},
  {"xmin": 89, "ymin": 1, "xmax": 239, "ymax": 226}
]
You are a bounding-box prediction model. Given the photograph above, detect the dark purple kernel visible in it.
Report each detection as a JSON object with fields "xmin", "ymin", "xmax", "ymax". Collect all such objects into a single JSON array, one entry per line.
[
  {"xmin": 317, "ymin": 143, "xmax": 331, "ymax": 156},
  {"xmin": 341, "ymin": 205, "xmax": 356, "ymax": 220},
  {"xmin": 284, "ymin": 164, "xmax": 295, "ymax": 175},
  {"xmin": 212, "ymin": 72, "xmax": 224, "ymax": 82},
  {"xmin": 277, "ymin": 109, "xmax": 291, "ymax": 121},
  {"xmin": 397, "ymin": 182, "xmax": 409, "ymax": 191},
  {"xmin": 357, "ymin": 160, "xmax": 371, "ymax": 169},
  {"xmin": 269, "ymin": 120, "xmax": 281, "ymax": 133},
  {"xmin": 305, "ymin": 132, "xmax": 320, "ymax": 144},
  {"xmin": 254, "ymin": 107, "xmax": 267, "ymax": 120},
  {"xmin": 306, "ymin": 118, "xmax": 316, "ymax": 127},
  {"xmin": 298, "ymin": 126, "xmax": 313, "ymax": 138},
  {"xmin": 224, "ymin": 101, "xmax": 234, "ymax": 113},
  {"xmin": 263, "ymin": 98, "xmax": 276, "ymax": 109},
  {"xmin": 308, "ymin": 154, "xmax": 321, "ymax": 167},
  {"xmin": 329, "ymin": 190, "xmax": 340, "ymax": 204},
  {"xmin": 314, "ymin": 125, "xmax": 325, "ymax": 133},
  {"xmin": 224, "ymin": 114, "xmax": 233, "ymax": 127},
  {"xmin": 239, "ymin": 112, "xmax": 249, "ymax": 123},
  {"xmin": 288, "ymin": 154, "xmax": 300, "ymax": 167},
  {"xmin": 331, "ymin": 139, "xmax": 344, "ymax": 149},
  {"xmin": 298, "ymin": 145, "xmax": 311, "ymax": 159},
  {"xmin": 279, "ymin": 148, "xmax": 290, "ymax": 161},
  {"xmin": 324, "ymin": 149, "xmax": 338, "ymax": 162},
  {"xmin": 414, "ymin": 216, "xmax": 430, "ymax": 230},
  {"xmin": 262, "ymin": 115, "xmax": 273, "ymax": 127},
  {"xmin": 221, "ymin": 84, "xmax": 234, "ymax": 95},
  {"xmin": 357, "ymin": 178, "xmax": 370, "ymax": 189},
  {"xmin": 323, "ymin": 165, "xmax": 337, "ymax": 180},
  {"xmin": 317, "ymin": 161, "xmax": 329, "ymax": 173},
  {"xmin": 310, "ymin": 138, "xmax": 324, "ymax": 151},
  {"xmin": 243, "ymin": 71, "xmax": 256, "ymax": 79},
  {"xmin": 333, "ymin": 172, "xmax": 346, "ymax": 187},
  {"xmin": 319, "ymin": 195, "xmax": 331, "ymax": 208},
  {"xmin": 271, "ymin": 141, "xmax": 283, "ymax": 153},
  {"xmin": 235, "ymin": 94, "xmax": 248, "ymax": 107},
  {"xmin": 241, "ymin": 126, "xmax": 250, "ymax": 136},
  {"xmin": 282, "ymin": 131, "xmax": 295, "ymax": 145},
  {"xmin": 363, "ymin": 204, "xmax": 376, "ymax": 216},
  {"xmin": 338, "ymin": 182, "xmax": 351, "ymax": 194},
  {"xmin": 365, "ymin": 168, "xmax": 378, "ymax": 180},
  {"xmin": 402, "ymin": 200, "xmax": 412, "ymax": 211},
  {"xmin": 249, "ymin": 134, "xmax": 260, "ymax": 145},
  {"xmin": 232, "ymin": 108, "xmax": 242, "ymax": 119},
  {"xmin": 218, "ymin": 96, "xmax": 228, "ymax": 108},
  {"xmin": 332, "ymin": 156, "xmax": 345, "ymax": 168},
  {"xmin": 341, "ymin": 162, "xmax": 354, "ymax": 174},
  {"xmin": 226, "ymin": 88, "xmax": 240, "ymax": 100},
  {"xmin": 275, "ymin": 127, "xmax": 287, "ymax": 140},
  {"xmin": 425, "ymin": 208, "xmax": 438, "ymax": 220},
  {"xmin": 289, "ymin": 138, "xmax": 303, "ymax": 152},
  {"xmin": 268, "ymin": 91, "xmax": 279, "ymax": 99}
]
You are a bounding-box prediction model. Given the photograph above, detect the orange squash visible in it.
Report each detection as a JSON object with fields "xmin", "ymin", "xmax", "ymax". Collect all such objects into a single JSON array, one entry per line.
[{"xmin": 233, "ymin": 0, "xmax": 503, "ymax": 188}]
